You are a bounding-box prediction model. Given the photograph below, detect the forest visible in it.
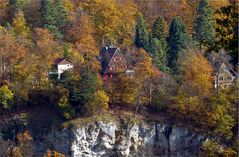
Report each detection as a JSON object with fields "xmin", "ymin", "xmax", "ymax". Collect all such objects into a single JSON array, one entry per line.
[{"xmin": 0, "ymin": 0, "xmax": 238, "ymax": 156}]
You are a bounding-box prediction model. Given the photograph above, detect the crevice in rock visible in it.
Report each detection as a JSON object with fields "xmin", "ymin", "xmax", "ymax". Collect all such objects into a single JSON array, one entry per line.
[{"xmin": 165, "ymin": 126, "xmax": 172, "ymax": 157}]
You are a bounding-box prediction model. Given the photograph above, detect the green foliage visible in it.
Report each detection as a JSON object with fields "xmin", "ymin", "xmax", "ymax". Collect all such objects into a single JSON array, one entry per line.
[
  {"xmin": 40, "ymin": 0, "xmax": 68, "ymax": 40},
  {"xmin": 209, "ymin": 92, "xmax": 235, "ymax": 140},
  {"xmin": 135, "ymin": 13, "xmax": 149, "ymax": 50},
  {"xmin": 193, "ymin": 0, "xmax": 215, "ymax": 50},
  {"xmin": 56, "ymin": 86, "xmax": 74, "ymax": 120},
  {"xmin": 72, "ymin": 71, "xmax": 108, "ymax": 115},
  {"xmin": 201, "ymin": 140, "xmax": 237, "ymax": 157},
  {"xmin": 168, "ymin": 17, "xmax": 190, "ymax": 71},
  {"xmin": 54, "ymin": 0, "xmax": 68, "ymax": 28},
  {"xmin": 0, "ymin": 85, "xmax": 14, "ymax": 109},
  {"xmin": 63, "ymin": 44, "xmax": 70, "ymax": 58},
  {"xmin": 8, "ymin": 0, "xmax": 24, "ymax": 20}
]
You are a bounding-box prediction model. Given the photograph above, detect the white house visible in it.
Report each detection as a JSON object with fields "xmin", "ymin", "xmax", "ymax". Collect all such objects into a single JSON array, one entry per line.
[{"xmin": 55, "ymin": 58, "xmax": 73, "ymax": 79}]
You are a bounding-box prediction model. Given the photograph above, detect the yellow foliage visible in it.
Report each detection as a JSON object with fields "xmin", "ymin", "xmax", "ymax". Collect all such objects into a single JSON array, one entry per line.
[
  {"xmin": 94, "ymin": 90, "xmax": 109, "ymax": 111},
  {"xmin": 12, "ymin": 13, "xmax": 31, "ymax": 38},
  {"xmin": 81, "ymin": 0, "xmax": 137, "ymax": 45},
  {"xmin": 178, "ymin": 49, "xmax": 213, "ymax": 96}
]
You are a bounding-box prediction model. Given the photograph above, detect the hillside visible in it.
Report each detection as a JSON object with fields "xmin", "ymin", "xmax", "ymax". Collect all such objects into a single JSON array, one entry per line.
[{"xmin": 0, "ymin": 0, "xmax": 238, "ymax": 157}]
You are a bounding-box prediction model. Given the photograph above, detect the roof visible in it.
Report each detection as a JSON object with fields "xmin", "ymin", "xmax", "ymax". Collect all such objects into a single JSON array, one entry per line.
[
  {"xmin": 98, "ymin": 46, "xmax": 118, "ymax": 74},
  {"xmin": 55, "ymin": 58, "xmax": 72, "ymax": 65},
  {"xmin": 216, "ymin": 62, "xmax": 236, "ymax": 76}
]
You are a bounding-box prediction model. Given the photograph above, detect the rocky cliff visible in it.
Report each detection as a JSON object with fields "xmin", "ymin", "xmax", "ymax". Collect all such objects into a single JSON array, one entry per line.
[{"xmin": 29, "ymin": 119, "xmax": 205, "ymax": 157}]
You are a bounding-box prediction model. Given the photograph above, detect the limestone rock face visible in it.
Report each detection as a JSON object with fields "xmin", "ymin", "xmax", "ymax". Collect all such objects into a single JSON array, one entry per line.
[
  {"xmin": 0, "ymin": 120, "xmax": 206, "ymax": 157},
  {"xmin": 68, "ymin": 121, "xmax": 205, "ymax": 157}
]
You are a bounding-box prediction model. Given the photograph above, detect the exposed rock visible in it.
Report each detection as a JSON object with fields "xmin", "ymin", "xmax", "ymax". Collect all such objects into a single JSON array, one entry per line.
[{"xmin": 0, "ymin": 120, "xmax": 206, "ymax": 157}]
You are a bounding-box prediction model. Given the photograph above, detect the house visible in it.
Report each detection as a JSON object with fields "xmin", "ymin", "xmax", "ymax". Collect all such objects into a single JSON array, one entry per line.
[
  {"xmin": 54, "ymin": 58, "xmax": 73, "ymax": 79},
  {"xmin": 214, "ymin": 62, "xmax": 236, "ymax": 89},
  {"xmin": 98, "ymin": 46, "xmax": 127, "ymax": 80}
]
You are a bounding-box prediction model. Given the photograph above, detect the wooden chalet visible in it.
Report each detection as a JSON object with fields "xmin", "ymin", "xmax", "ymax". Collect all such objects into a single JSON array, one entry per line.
[
  {"xmin": 214, "ymin": 62, "xmax": 236, "ymax": 89},
  {"xmin": 98, "ymin": 46, "xmax": 127, "ymax": 80}
]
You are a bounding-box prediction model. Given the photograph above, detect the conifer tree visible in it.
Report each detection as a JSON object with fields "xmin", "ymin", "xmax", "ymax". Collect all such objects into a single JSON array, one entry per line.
[
  {"xmin": 54, "ymin": 0, "xmax": 68, "ymax": 29},
  {"xmin": 40, "ymin": 0, "xmax": 62, "ymax": 39},
  {"xmin": 193, "ymin": 0, "xmax": 215, "ymax": 51},
  {"xmin": 167, "ymin": 17, "xmax": 190, "ymax": 71},
  {"xmin": 135, "ymin": 14, "xmax": 149, "ymax": 50},
  {"xmin": 63, "ymin": 44, "xmax": 70, "ymax": 58},
  {"xmin": 151, "ymin": 16, "xmax": 168, "ymax": 71}
]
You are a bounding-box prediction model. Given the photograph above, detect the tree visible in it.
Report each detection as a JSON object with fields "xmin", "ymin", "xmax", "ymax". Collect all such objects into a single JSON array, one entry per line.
[
  {"xmin": 177, "ymin": 49, "xmax": 213, "ymax": 96},
  {"xmin": 213, "ymin": 2, "xmax": 238, "ymax": 64},
  {"xmin": 152, "ymin": 16, "xmax": 168, "ymax": 42},
  {"xmin": 32, "ymin": 28, "xmax": 60, "ymax": 88},
  {"xmin": 201, "ymin": 140, "xmax": 236, "ymax": 157},
  {"xmin": 81, "ymin": 0, "xmax": 122, "ymax": 45},
  {"xmin": 135, "ymin": 13, "xmax": 149, "ymax": 50},
  {"xmin": 67, "ymin": 12, "xmax": 100, "ymax": 71},
  {"xmin": 56, "ymin": 85, "xmax": 74, "ymax": 119},
  {"xmin": 54, "ymin": 0, "xmax": 68, "ymax": 29},
  {"xmin": 117, "ymin": 0, "xmax": 138, "ymax": 46},
  {"xmin": 40, "ymin": 0, "xmax": 62, "ymax": 39},
  {"xmin": 208, "ymin": 92, "xmax": 235, "ymax": 140},
  {"xmin": 0, "ymin": 85, "xmax": 14, "ymax": 110},
  {"xmin": 12, "ymin": 12, "xmax": 31, "ymax": 38},
  {"xmin": 167, "ymin": 16, "xmax": 190, "ymax": 71},
  {"xmin": 72, "ymin": 71, "xmax": 108, "ymax": 115},
  {"xmin": 193, "ymin": 0, "xmax": 215, "ymax": 51},
  {"xmin": 7, "ymin": 0, "xmax": 23, "ymax": 22}
]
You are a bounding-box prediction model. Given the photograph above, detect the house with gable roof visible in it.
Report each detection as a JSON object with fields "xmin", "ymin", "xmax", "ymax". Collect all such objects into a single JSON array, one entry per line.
[
  {"xmin": 49, "ymin": 57, "xmax": 74, "ymax": 79},
  {"xmin": 98, "ymin": 46, "xmax": 128, "ymax": 80},
  {"xmin": 214, "ymin": 62, "xmax": 236, "ymax": 89}
]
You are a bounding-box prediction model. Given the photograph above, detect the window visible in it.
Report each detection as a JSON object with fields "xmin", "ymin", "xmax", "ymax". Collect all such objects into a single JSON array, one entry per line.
[{"xmin": 227, "ymin": 76, "xmax": 232, "ymax": 80}]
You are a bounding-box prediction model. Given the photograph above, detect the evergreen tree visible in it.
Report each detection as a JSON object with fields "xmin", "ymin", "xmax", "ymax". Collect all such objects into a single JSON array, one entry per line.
[
  {"xmin": 8, "ymin": 0, "xmax": 22, "ymax": 21},
  {"xmin": 167, "ymin": 17, "xmax": 190, "ymax": 71},
  {"xmin": 193, "ymin": 0, "xmax": 215, "ymax": 51},
  {"xmin": 54, "ymin": 0, "xmax": 68, "ymax": 28},
  {"xmin": 151, "ymin": 16, "xmax": 168, "ymax": 71},
  {"xmin": 63, "ymin": 44, "xmax": 70, "ymax": 58},
  {"xmin": 40, "ymin": 0, "xmax": 63, "ymax": 39},
  {"xmin": 135, "ymin": 14, "xmax": 149, "ymax": 51},
  {"xmin": 72, "ymin": 70, "xmax": 108, "ymax": 115},
  {"xmin": 152, "ymin": 16, "xmax": 167, "ymax": 42}
]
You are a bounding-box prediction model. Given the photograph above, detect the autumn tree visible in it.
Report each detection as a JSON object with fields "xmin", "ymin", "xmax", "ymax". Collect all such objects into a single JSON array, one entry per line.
[
  {"xmin": 175, "ymin": 48, "xmax": 213, "ymax": 121},
  {"xmin": 0, "ymin": 85, "xmax": 14, "ymax": 110},
  {"xmin": 117, "ymin": 0, "xmax": 138, "ymax": 46},
  {"xmin": 81, "ymin": 0, "xmax": 121, "ymax": 45},
  {"xmin": 56, "ymin": 85, "xmax": 74, "ymax": 119},
  {"xmin": 208, "ymin": 91, "xmax": 235, "ymax": 140},
  {"xmin": 67, "ymin": 12, "xmax": 100, "ymax": 71},
  {"xmin": 81, "ymin": 0, "xmax": 137, "ymax": 46},
  {"xmin": 193, "ymin": 0, "xmax": 215, "ymax": 51},
  {"xmin": 12, "ymin": 11, "xmax": 31, "ymax": 38},
  {"xmin": 32, "ymin": 28, "xmax": 60, "ymax": 88},
  {"xmin": 213, "ymin": 2, "xmax": 238, "ymax": 64},
  {"xmin": 177, "ymin": 48, "xmax": 213, "ymax": 96},
  {"xmin": 167, "ymin": 17, "xmax": 190, "ymax": 71}
]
